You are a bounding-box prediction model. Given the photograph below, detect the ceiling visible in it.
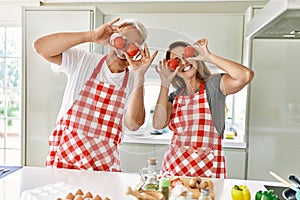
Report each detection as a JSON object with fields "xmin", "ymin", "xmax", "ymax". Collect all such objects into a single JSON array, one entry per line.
[{"xmin": 40, "ymin": 0, "xmax": 268, "ymax": 14}]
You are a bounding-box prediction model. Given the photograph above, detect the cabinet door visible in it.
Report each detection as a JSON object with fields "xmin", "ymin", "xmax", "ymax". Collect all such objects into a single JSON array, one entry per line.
[
  {"xmin": 119, "ymin": 143, "xmax": 155, "ymax": 173},
  {"xmin": 223, "ymin": 148, "xmax": 246, "ymax": 179},
  {"xmin": 154, "ymin": 144, "xmax": 168, "ymax": 170},
  {"xmin": 23, "ymin": 7, "xmax": 98, "ymax": 166}
]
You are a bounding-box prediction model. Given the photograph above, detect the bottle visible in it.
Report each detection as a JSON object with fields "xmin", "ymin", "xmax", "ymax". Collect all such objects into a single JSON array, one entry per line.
[
  {"xmin": 199, "ymin": 188, "xmax": 211, "ymax": 200},
  {"xmin": 147, "ymin": 108, "xmax": 154, "ymax": 132},
  {"xmin": 148, "ymin": 107, "xmax": 163, "ymax": 135},
  {"xmin": 159, "ymin": 177, "xmax": 170, "ymax": 200},
  {"xmin": 142, "ymin": 157, "xmax": 159, "ymax": 191}
]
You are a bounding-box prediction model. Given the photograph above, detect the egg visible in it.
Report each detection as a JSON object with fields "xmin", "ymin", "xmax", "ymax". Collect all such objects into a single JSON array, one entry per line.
[
  {"xmin": 92, "ymin": 195, "xmax": 102, "ymax": 200},
  {"xmin": 74, "ymin": 194, "xmax": 84, "ymax": 200},
  {"xmin": 84, "ymin": 191, "xmax": 93, "ymax": 198},
  {"xmin": 66, "ymin": 192, "xmax": 75, "ymax": 199}
]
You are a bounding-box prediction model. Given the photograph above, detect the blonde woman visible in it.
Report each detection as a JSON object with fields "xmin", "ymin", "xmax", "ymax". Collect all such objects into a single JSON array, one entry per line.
[{"xmin": 153, "ymin": 39, "xmax": 254, "ymax": 178}]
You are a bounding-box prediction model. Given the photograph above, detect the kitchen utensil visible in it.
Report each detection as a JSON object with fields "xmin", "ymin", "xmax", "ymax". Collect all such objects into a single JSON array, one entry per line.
[
  {"xmin": 0, "ymin": 168, "xmax": 10, "ymax": 175},
  {"xmin": 289, "ymin": 175, "xmax": 300, "ymax": 188},
  {"xmin": 126, "ymin": 187, "xmax": 164, "ymax": 200},
  {"xmin": 0, "ymin": 167, "xmax": 6, "ymax": 172},
  {"xmin": 283, "ymin": 187, "xmax": 297, "ymax": 200},
  {"xmin": 264, "ymin": 185, "xmax": 288, "ymax": 199},
  {"xmin": 269, "ymin": 171, "xmax": 300, "ymax": 200},
  {"xmin": 135, "ymin": 170, "xmax": 146, "ymax": 191}
]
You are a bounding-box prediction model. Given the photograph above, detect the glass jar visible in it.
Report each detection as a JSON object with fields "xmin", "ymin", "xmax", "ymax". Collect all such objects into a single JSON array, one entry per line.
[
  {"xmin": 199, "ymin": 188, "xmax": 211, "ymax": 200},
  {"xmin": 142, "ymin": 157, "xmax": 159, "ymax": 191},
  {"xmin": 159, "ymin": 177, "xmax": 170, "ymax": 200}
]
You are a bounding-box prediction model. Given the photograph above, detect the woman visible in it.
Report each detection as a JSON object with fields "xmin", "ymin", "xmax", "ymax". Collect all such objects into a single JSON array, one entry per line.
[{"xmin": 153, "ymin": 38, "xmax": 254, "ymax": 178}]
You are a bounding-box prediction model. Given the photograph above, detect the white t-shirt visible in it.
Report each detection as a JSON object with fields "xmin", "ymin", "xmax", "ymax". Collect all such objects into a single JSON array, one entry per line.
[{"xmin": 51, "ymin": 48, "xmax": 134, "ymax": 123}]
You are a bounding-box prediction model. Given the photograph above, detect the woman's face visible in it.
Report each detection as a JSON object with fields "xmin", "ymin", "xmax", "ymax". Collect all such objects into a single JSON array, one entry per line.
[{"xmin": 169, "ymin": 46, "xmax": 198, "ymax": 80}]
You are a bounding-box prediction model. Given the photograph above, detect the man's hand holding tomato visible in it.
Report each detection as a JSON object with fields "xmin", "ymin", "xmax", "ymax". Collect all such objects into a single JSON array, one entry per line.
[
  {"xmin": 125, "ymin": 43, "xmax": 158, "ymax": 79},
  {"xmin": 92, "ymin": 18, "xmax": 122, "ymax": 46}
]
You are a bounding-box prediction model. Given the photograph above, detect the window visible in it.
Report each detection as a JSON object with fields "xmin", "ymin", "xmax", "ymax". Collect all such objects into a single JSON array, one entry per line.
[
  {"xmin": 225, "ymin": 88, "xmax": 248, "ymax": 141},
  {"xmin": 0, "ymin": 26, "xmax": 22, "ymax": 165}
]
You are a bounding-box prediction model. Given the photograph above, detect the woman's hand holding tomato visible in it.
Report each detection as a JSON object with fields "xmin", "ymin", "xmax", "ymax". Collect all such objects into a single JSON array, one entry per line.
[
  {"xmin": 167, "ymin": 59, "xmax": 179, "ymax": 71},
  {"xmin": 184, "ymin": 46, "xmax": 195, "ymax": 58},
  {"xmin": 186, "ymin": 38, "xmax": 212, "ymax": 63},
  {"xmin": 156, "ymin": 58, "xmax": 179, "ymax": 88}
]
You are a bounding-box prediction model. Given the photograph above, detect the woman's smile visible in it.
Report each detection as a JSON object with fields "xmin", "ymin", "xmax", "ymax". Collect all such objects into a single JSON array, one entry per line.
[{"xmin": 182, "ymin": 64, "xmax": 193, "ymax": 72}]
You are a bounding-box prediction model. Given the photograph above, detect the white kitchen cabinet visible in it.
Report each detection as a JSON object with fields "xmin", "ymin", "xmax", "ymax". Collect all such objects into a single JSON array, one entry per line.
[
  {"xmin": 22, "ymin": 6, "xmax": 103, "ymax": 166},
  {"xmin": 119, "ymin": 143, "xmax": 155, "ymax": 173},
  {"xmin": 223, "ymin": 148, "xmax": 246, "ymax": 179},
  {"xmin": 154, "ymin": 144, "xmax": 169, "ymax": 170},
  {"xmin": 119, "ymin": 143, "xmax": 169, "ymax": 173}
]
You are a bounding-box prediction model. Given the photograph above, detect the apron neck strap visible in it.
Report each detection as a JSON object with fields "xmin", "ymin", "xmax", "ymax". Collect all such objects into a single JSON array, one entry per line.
[
  {"xmin": 91, "ymin": 54, "xmax": 108, "ymax": 79},
  {"xmin": 122, "ymin": 68, "xmax": 129, "ymax": 87},
  {"xmin": 179, "ymin": 82, "xmax": 206, "ymax": 96}
]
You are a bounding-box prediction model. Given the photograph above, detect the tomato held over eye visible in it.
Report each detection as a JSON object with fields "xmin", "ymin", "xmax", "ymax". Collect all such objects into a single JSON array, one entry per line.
[
  {"xmin": 126, "ymin": 44, "xmax": 139, "ymax": 57},
  {"xmin": 184, "ymin": 46, "xmax": 195, "ymax": 58},
  {"xmin": 113, "ymin": 37, "xmax": 126, "ymax": 49},
  {"xmin": 167, "ymin": 59, "xmax": 179, "ymax": 70}
]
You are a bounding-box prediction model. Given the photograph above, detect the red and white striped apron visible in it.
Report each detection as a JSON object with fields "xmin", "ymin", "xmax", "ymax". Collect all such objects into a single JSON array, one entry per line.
[
  {"xmin": 46, "ymin": 55, "xmax": 128, "ymax": 172},
  {"xmin": 162, "ymin": 83, "xmax": 226, "ymax": 178}
]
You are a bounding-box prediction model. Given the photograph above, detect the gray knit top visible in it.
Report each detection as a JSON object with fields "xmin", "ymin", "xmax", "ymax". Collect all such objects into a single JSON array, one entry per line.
[{"xmin": 168, "ymin": 74, "xmax": 225, "ymax": 137}]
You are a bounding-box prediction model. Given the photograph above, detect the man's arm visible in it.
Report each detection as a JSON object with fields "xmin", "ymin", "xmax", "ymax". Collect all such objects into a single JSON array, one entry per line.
[
  {"xmin": 33, "ymin": 31, "xmax": 93, "ymax": 65},
  {"xmin": 33, "ymin": 18, "xmax": 121, "ymax": 65}
]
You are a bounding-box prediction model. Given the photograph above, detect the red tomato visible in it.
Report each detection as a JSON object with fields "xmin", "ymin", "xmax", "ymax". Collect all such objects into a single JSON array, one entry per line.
[
  {"xmin": 126, "ymin": 44, "xmax": 139, "ymax": 57},
  {"xmin": 113, "ymin": 37, "xmax": 126, "ymax": 49},
  {"xmin": 184, "ymin": 46, "xmax": 195, "ymax": 58},
  {"xmin": 167, "ymin": 59, "xmax": 179, "ymax": 70},
  {"xmin": 170, "ymin": 177, "xmax": 184, "ymax": 189}
]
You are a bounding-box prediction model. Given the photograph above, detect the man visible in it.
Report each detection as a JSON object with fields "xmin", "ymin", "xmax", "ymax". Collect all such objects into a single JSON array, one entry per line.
[{"xmin": 34, "ymin": 18, "xmax": 158, "ymax": 171}]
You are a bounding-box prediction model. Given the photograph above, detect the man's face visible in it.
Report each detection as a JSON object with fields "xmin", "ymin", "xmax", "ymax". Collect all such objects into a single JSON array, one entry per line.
[{"xmin": 111, "ymin": 25, "xmax": 144, "ymax": 60}]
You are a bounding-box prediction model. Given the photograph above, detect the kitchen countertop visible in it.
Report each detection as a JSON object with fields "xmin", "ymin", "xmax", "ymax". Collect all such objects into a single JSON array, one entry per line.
[
  {"xmin": 123, "ymin": 130, "xmax": 247, "ymax": 149},
  {"xmin": 0, "ymin": 166, "xmax": 285, "ymax": 200}
]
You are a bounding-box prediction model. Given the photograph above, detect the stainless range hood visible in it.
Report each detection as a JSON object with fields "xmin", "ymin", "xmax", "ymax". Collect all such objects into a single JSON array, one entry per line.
[{"xmin": 246, "ymin": 0, "xmax": 300, "ymax": 39}]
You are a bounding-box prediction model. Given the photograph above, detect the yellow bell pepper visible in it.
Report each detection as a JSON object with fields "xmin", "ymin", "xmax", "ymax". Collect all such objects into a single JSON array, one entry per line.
[{"xmin": 231, "ymin": 185, "xmax": 251, "ymax": 200}]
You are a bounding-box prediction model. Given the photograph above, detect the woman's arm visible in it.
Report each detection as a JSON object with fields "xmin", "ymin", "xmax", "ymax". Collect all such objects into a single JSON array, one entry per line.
[
  {"xmin": 210, "ymin": 54, "xmax": 254, "ymax": 95},
  {"xmin": 153, "ymin": 85, "xmax": 173, "ymax": 130},
  {"xmin": 189, "ymin": 38, "xmax": 254, "ymax": 96},
  {"xmin": 152, "ymin": 60, "xmax": 178, "ymax": 130}
]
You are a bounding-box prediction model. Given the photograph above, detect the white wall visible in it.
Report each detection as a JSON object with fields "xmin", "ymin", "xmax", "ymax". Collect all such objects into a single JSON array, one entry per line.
[
  {"xmin": 0, "ymin": 1, "xmax": 39, "ymax": 24},
  {"xmin": 105, "ymin": 13, "xmax": 243, "ymax": 68}
]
